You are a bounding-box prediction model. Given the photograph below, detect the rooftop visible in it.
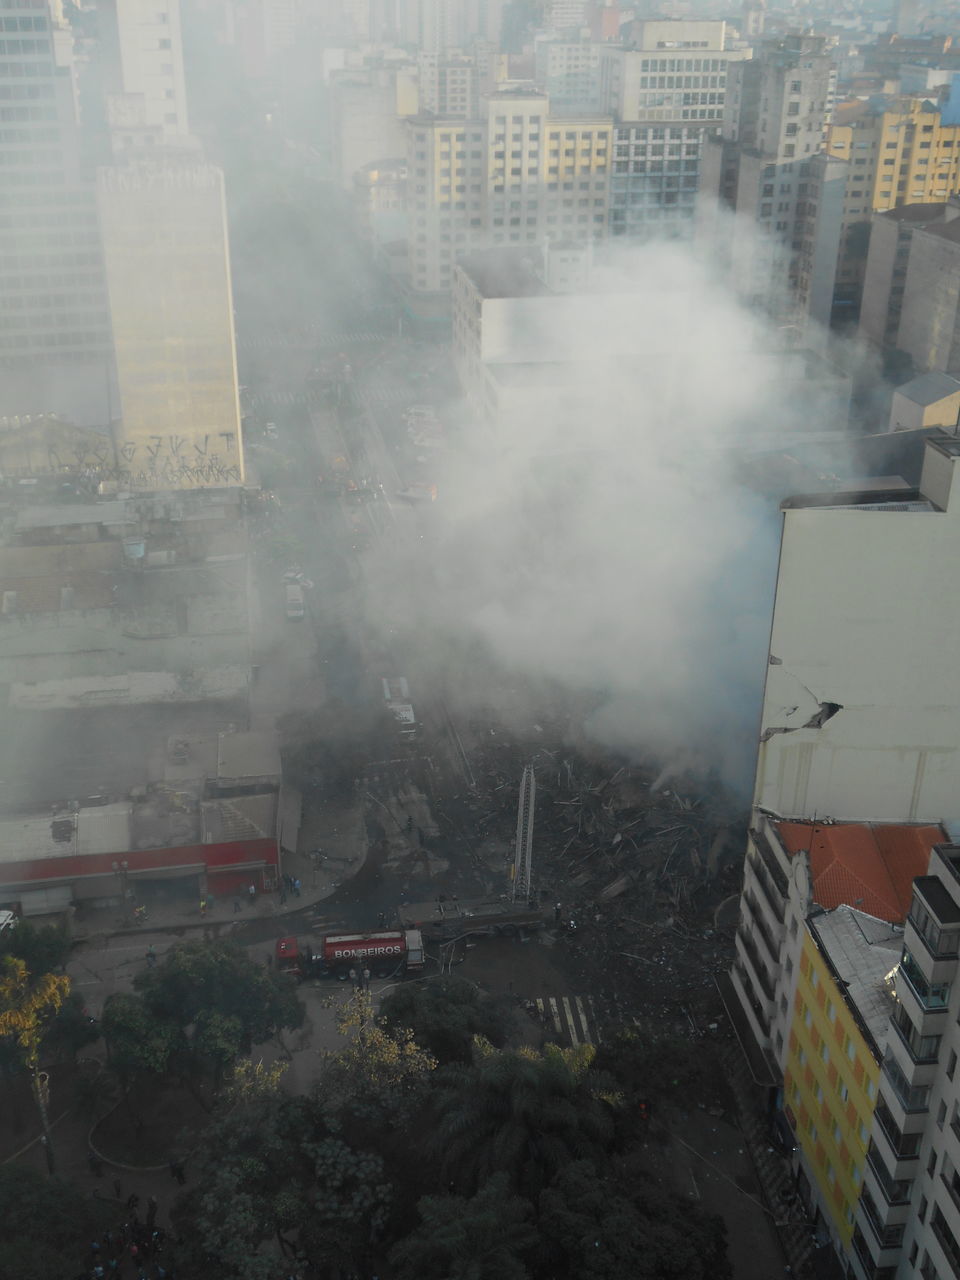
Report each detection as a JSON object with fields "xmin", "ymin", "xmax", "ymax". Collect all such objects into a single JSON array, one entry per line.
[
  {"xmin": 808, "ymin": 905, "xmax": 901, "ymax": 1051},
  {"xmin": 895, "ymin": 371, "xmax": 960, "ymax": 407},
  {"xmin": 877, "ymin": 201, "xmax": 948, "ymax": 226},
  {"xmin": 458, "ymin": 249, "xmax": 551, "ymax": 299},
  {"xmin": 216, "ymin": 730, "xmax": 281, "ymax": 782},
  {"xmin": 775, "ymin": 820, "xmax": 943, "ymax": 923},
  {"xmin": 14, "ymin": 501, "xmax": 134, "ymax": 532},
  {"xmin": 0, "ymin": 802, "xmax": 133, "ymax": 865},
  {"xmin": 779, "ymin": 486, "xmax": 930, "ymax": 512}
]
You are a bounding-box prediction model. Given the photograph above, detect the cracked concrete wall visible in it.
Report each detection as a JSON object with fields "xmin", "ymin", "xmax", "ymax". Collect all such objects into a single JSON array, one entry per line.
[{"xmin": 754, "ymin": 478, "xmax": 960, "ymax": 823}]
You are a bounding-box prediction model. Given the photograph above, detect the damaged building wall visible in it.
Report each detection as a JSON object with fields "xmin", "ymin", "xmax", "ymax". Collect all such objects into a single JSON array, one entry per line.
[{"xmin": 754, "ymin": 437, "xmax": 960, "ymax": 825}]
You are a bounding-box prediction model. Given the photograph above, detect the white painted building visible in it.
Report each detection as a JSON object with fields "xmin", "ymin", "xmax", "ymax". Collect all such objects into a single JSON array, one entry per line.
[
  {"xmin": 98, "ymin": 0, "xmax": 191, "ymax": 142},
  {"xmin": 753, "ymin": 433, "xmax": 960, "ymax": 825}
]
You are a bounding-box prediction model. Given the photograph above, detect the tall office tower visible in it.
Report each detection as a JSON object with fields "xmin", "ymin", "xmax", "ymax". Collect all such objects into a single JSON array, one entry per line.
[
  {"xmin": 96, "ymin": 0, "xmax": 191, "ymax": 142},
  {"xmin": 405, "ymin": 88, "xmax": 611, "ymax": 299},
  {"xmin": 697, "ymin": 34, "xmax": 845, "ymax": 333},
  {"xmin": 96, "ymin": 163, "xmax": 244, "ymax": 489},
  {"xmin": 597, "ymin": 20, "xmax": 750, "ymax": 240},
  {"xmin": 0, "ymin": 0, "xmax": 114, "ymax": 421},
  {"xmin": 826, "ymin": 96, "xmax": 960, "ymax": 318},
  {"xmin": 545, "ymin": 0, "xmax": 590, "ymax": 32},
  {"xmin": 400, "ymin": 0, "xmax": 505, "ymax": 51},
  {"xmin": 95, "ymin": 0, "xmax": 244, "ymax": 489},
  {"xmin": 232, "ymin": 0, "xmax": 301, "ymax": 79}
]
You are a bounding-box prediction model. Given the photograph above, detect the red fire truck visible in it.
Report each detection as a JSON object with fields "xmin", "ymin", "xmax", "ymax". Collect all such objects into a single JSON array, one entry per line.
[{"xmin": 275, "ymin": 929, "xmax": 425, "ymax": 981}]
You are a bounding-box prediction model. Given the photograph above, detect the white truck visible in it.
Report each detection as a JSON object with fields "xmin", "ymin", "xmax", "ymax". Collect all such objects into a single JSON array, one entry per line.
[{"xmin": 382, "ymin": 676, "xmax": 419, "ymax": 741}]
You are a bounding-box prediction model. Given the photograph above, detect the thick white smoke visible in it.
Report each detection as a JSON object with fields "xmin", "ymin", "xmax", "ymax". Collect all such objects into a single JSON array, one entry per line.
[{"xmin": 366, "ymin": 240, "xmax": 822, "ymax": 794}]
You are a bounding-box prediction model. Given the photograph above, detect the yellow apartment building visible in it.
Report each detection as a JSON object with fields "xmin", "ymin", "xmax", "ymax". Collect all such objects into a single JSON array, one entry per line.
[
  {"xmin": 783, "ymin": 908, "xmax": 899, "ymax": 1250},
  {"xmin": 827, "ymin": 96, "xmax": 960, "ymax": 309}
]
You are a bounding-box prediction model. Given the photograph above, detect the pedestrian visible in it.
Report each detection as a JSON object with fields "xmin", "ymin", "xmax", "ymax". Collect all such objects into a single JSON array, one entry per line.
[
  {"xmin": 129, "ymin": 1243, "xmax": 139, "ymax": 1265},
  {"xmin": 554, "ymin": 902, "xmax": 561, "ymax": 924},
  {"xmin": 91, "ymin": 1240, "xmax": 101, "ymax": 1257},
  {"xmin": 377, "ymin": 911, "xmax": 386, "ymax": 928},
  {"xmin": 146, "ymin": 1194, "xmax": 158, "ymax": 1230},
  {"xmin": 93, "ymin": 1265, "xmax": 105, "ymax": 1280},
  {"xmin": 247, "ymin": 882, "xmax": 256, "ymax": 903},
  {"xmin": 127, "ymin": 1192, "xmax": 140, "ymax": 1213},
  {"xmin": 88, "ymin": 1150, "xmax": 104, "ymax": 1176},
  {"xmin": 233, "ymin": 896, "xmax": 241, "ymax": 913},
  {"xmin": 293, "ymin": 877, "xmax": 301, "ymax": 898},
  {"xmin": 199, "ymin": 896, "xmax": 207, "ymax": 917},
  {"xmin": 146, "ymin": 945, "xmax": 157, "ymax": 969}
]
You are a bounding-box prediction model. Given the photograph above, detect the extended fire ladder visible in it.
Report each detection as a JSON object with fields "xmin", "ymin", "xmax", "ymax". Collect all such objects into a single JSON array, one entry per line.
[{"xmin": 512, "ymin": 765, "xmax": 536, "ymax": 903}]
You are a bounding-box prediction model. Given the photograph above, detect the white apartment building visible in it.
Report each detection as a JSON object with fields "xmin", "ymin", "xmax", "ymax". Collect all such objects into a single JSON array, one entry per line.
[
  {"xmin": 754, "ymin": 433, "xmax": 960, "ymax": 824},
  {"xmin": 98, "ymin": 0, "xmax": 191, "ymax": 142}
]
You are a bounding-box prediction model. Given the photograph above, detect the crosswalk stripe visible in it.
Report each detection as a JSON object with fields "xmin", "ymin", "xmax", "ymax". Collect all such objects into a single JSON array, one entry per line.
[
  {"xmin": 535, "ymin": 995, "xmax": 598, "ymax": 1048},
  {"xmin": 547, "ymin": 996, "xmax": 562, "ymax": 1035},
  {"xmin": 561, "ymin": 996, "xmax": 580, "ymax": 1046},
  {"xmin": 575, "ymin": 995, "xmax": 597, "ymax": 1043}
]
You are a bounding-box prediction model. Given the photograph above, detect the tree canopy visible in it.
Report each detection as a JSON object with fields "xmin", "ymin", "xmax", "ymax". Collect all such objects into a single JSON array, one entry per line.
[
  {"xmin": 0, "ymin": 1164, "xmax": 114, "ymax": 1280},
  {"xmin": 101, "ymin": 939, "xmax": 304, "ymax": 1091},
  {"xmin": 379, "ymin": 976, "xmax": 512, "ymax": 1064},
  {"xmin": 162, "ymin": 983, "xmax": 732, "ymax": 1280}
]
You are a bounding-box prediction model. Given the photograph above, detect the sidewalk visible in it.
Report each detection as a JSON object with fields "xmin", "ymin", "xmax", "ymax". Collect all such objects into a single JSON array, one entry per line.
[{"xmin": 70, "ymin": 797, "xmax": 368, "ymax": 945}]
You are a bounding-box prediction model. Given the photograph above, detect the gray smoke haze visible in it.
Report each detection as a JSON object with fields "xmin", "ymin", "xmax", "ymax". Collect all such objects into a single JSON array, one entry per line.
[{"xmin": 365, "ymin": 241, "xmax": 808, "ymax": 794}]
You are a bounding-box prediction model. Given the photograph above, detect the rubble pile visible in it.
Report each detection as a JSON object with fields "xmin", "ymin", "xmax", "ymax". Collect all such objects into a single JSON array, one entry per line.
[{"xmin": 462, "ymin": 720, "xmax": 746, "ymax": 1036}]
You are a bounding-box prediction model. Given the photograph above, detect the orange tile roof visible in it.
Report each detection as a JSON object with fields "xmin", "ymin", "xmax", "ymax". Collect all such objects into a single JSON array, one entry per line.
[{"xmin": 774, "ymin": 822, "xmax": 944, "ymax": 924}]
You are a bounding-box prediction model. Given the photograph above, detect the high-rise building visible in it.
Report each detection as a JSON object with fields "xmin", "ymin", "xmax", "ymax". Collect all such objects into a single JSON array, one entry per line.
[
  {"xmin": 597, "ymin": 21, "xmax": 751, "ymax": 241},
  {"xmin": 0, "ymin": 0, "xmax": 114, "ymax": 419},
  {"xmin": 697, "ymin": 34, "xmax": 844, "ymax": 332},
  {"xmin": 96, "ymin": 0, "xmax": 191, "ymax": 142},
  {"xmin": 405, "ymin": 89, "xmax": 611, "ymax": 298},
  {"xmin": 724, "ymin": 433, "xmax": 960, "ymax": 1277},
  {"xmin": 861, "ymin": 199, "xmax": 960, "ymax": 378},
  {"xmin": 535, "ymin": 35, "xmax": 604, "ymax": 116},
  {"xmin": 96, "ymin": 162, "xmax": 244, "ymax": 489},
  {"xmin": 826, "ymin": 97, "xmax": 960, "ymax": 317},
  {"xmin": 329, "ymin": 59, "xmax": 419, "ymax": 189}
]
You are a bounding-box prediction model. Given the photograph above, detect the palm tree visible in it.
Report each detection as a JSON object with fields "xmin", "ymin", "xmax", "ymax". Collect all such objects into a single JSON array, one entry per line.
[{"xmin": 428, "ymin": 1042, "xmax": 615, "ymax": 1197}]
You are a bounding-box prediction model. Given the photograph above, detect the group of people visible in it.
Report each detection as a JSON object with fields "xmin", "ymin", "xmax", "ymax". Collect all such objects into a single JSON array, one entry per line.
[{"xmin": 82, "ymin": 1209, "xmax": 171, "ymax": 1279}]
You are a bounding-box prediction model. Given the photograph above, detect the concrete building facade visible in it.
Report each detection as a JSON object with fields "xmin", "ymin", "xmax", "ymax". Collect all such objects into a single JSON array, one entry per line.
[
  {"xmin": 97, "ymin": 0, "xmax": 191, "ymax": 142},
  {"xmin": 697, "ymin": 35, "xmax": 843, "ymax": 332},
  {"xmin": 0, "ymin": 0, "xmax": 114, "ymax": 419},
  {"xmin": 597, "ymin": 22, "xmax": 750, "ymax": 241},
  {"xmin": 405, "ymin": 89, "xmax": 611, "ymax": 298},
  {"xmin": 784, "ymin": 909, "xmax": 895, "ymax": 1256},
  {"xmin": 96, "ymin": 163, "xmax": 244, "ymax": 489},
  {"xmin": 826, "ymin": 97, "xmax": 960, "ymax": 316},
  {"xmin": 753, "ymin": 434, "xmax": 960, "ymax": 823},
  {"xmin": 860, "ymin": 200, "xmax": 960, "ymax": 378}
]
